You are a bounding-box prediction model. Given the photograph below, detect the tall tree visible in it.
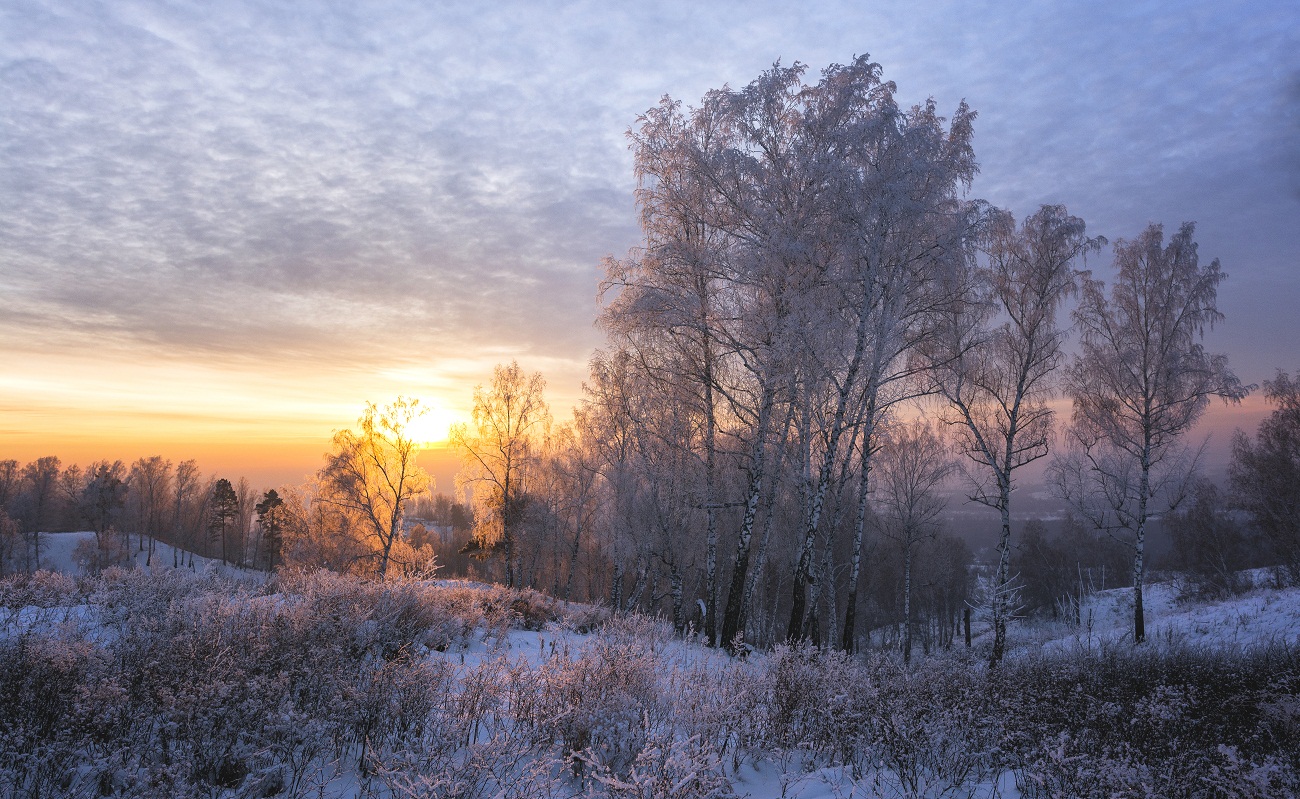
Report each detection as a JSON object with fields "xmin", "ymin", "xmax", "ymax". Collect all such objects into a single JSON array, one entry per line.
[
  {"xmin": 613, "ymin": 56, "xmax": 979, "ymax": 647},
  {"xmin": 451, "ymin": 363, "xmax": 550, "ymax": 588},
  {"xmin": 209, "ymin": 478, "xmax": 239, "ymax": 566},
  {"xmin": 172, "ymin": 460, "xmax": 201, "ymax": 567},
  {"xmin": 319, "ymin": 397, "xmax": 431, "ymax": 578},
  {"xmin": 128, "ymin": 456, "xmax": 173, "ymax": 566},
  {"xmin": 1056, "ymin": 222, "xmax": 1247, "ymax": 644},
  {"xmin": 925, "ymin": 205, "xmax": 1101, "ymax": 664},
  {"xmin": 79, "ymin": 460, "xmax": 127, "ymax": 558},
  {"xmin": 17, "ymin": 456, "xmax": 61, "ymax": 572},
  {"xmin": 0, "ymin": 460, "xmax": 18, "ymax": 516}
]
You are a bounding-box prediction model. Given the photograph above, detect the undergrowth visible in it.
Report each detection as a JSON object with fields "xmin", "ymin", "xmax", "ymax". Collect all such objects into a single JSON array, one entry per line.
[{"xmin": 0, "ymin": 568, "xmax": 1295, "ymax": 798}]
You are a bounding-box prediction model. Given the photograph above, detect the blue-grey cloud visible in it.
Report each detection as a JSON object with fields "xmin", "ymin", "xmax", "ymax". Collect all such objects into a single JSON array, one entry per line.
[{"xmin": 1, "ymin": 0, "xmax": 1296, "ymax": 388}]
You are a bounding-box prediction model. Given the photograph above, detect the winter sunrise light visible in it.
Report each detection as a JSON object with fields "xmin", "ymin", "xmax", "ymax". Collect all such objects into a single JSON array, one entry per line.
[{"xmin": 2, "ymin": 1, "xmax": 1298, "ymax": 797}]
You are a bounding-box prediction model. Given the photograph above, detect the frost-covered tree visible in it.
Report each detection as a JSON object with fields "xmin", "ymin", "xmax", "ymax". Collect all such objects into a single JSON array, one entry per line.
[
  {"xmin": 171, "ymin": 459, "xmax": 202, "ymax": 567},
  {"xmin": 452, "ymin": 363, "xmax": 550, "ymax": 588},
  {"xmin": 79, "ymin": 460, "xmax": 127, "ymax": 557},
  {"xmin": 1055, "ymin": 222, "xmax": 1247, "ymax": 644},
  {"xmin": 16, "ymin": 456, "xmax": 61, "ymax": 572},
  {"xmin": 873, "ymin": 422, "xmax": 953, "ymax": 664},
  {"xmin": 128, "ymin": 456, "xmax": 172, "ymax": 566},
  {"xmin": 320, "ymin": 397, "xmax": 431, "ymax": 578},
  {"xmin": 925, "ymin": 205, "xmax": 1101, "ymax": 664},
  {"xmin": 609, "ymin": 55, "xmax": 980, "ymax": 648}
]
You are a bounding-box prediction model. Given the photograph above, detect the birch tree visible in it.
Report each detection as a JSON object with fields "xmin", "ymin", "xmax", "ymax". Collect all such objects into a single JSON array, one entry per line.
[
  {"xmin": 785, "ymin": 78, "xmax": 978, "ymax": 646},
  {"xmin": 1056, "ymin": 222, "xmax": 1247, "ymax": 644},
  {"xmin": 451, "ymin": 362, "xmax": 550, "ymax": 588},
  {"xmin": 926, "ymin": 205, "xmax": 1102, "ymax": 664},
  {"xmin": 606, "ymin": 55, "xmax": 984, "ymax": 647},
  {"xmin": 171, "ymin": 460, "xmax": 201, "ymax": 567},
  {"xmin": 320, "ymin": 397, "xmax": 431, "ymax": 578},
  {"xmin": 128, "ymin": 456, "xmax": 172, "ymax": 566}
]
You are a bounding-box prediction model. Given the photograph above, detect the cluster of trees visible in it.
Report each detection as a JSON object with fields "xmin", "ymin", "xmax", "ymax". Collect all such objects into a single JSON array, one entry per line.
[
  {"xmin": 421, "ymin": 57, "xmax": 1273, "ymax": 661},
  {"xmin": 0, "ymin": 455, "xmax": 287, "ymax": 575}
]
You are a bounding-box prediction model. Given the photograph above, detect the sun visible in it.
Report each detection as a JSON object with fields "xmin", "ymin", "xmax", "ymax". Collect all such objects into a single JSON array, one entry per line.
[{"xmin": 405, "ymin": 401, "xmax": 462, "ymax": 447}]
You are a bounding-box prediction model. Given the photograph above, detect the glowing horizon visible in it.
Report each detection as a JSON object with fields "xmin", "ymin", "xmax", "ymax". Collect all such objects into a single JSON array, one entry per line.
[{"xmin": 1, "ymin": 1, "xmax": 1295, "ymax": 493}]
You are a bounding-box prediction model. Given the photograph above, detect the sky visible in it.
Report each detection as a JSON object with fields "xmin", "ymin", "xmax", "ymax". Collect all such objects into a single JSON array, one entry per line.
[{"xmin": 2, "ymin": 0, "xmax": 1298, "ymax": 489}]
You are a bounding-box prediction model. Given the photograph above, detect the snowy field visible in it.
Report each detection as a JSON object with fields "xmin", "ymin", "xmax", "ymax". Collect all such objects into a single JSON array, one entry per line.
[{"xmin": 2, "ymin": 532, "xmax": 1297, "ymax": 798}]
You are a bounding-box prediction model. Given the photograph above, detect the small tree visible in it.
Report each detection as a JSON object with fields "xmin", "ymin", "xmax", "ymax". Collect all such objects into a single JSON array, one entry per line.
[
  {"xmin": 1167, "ymin": 480, "xmax": 1250, "ymax": 599},
  {"xmin": 874, "ymin": 422, "xmax": 953, "ymax": 664},
  {"xmin": 451, "ymin": 361, "xmax": 550, "ymax": 588},
  {"xmin": 16, "ymin": 456, "xmax": 62, "ymax": 572},
  {"xmin": 1230, "ymin": 369, "xmax": 1300, "ymax": 582},
  {"xmin": 1056, "ymin": 222, "xmax": 1247, "ymax": 644},
  {"xmin": 78, "ymin": 461, "xmax": 128, "ymax": 566},
  {"xmin": 209, "ymin": 478, "xmax": 238, "ymax": 566},
  {"xmin": 255, "ymin": 489, "xmax": 287, "ymax": 571},
  {"xmin": 318, "ymin": 397, "xmax": 432, "ymax": 578}
]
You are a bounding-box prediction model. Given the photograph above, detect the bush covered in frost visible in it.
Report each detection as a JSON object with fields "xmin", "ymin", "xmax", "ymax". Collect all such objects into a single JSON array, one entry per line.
[{"xmin": 0, "ymin": 567, "xmax": 1295, "ymax": 798}]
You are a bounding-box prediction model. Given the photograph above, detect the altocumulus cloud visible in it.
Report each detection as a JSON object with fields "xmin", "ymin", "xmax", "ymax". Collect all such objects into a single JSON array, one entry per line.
[
  {"xmin": 0, "ymin": 0, "xmax": 648, "ymax": 369},
  {"xmin": 1, "ymin": 0, "xmax": 1297, "ymax": 387}
]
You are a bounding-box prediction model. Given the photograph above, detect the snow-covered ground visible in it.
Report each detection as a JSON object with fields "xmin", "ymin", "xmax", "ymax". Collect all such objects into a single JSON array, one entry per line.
[
  {"xmin": 5, "ymin": 539, "xmax": 1298, "ymax": 798},
  {"xmin": 34, "ymin": 529, "xmax": 259, "ymax": 579},
  {"xmin": 1016, "ymin": 574, "xmax": 1300, "ymax": 655}
]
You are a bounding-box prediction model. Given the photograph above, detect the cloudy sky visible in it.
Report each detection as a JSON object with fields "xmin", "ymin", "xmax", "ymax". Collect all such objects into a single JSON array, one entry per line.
[{"xmin": 2, "ymin": 0, "xmax": 1297, "ymax": 486}]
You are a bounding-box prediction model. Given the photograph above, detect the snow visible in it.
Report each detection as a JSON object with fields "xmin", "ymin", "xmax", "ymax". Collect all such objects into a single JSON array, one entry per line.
[
  {"xmin": 1022, "ymin": 575, "xmax": 1300, "ymax": 655},
  {"xmin": 35, "ymin": 529, "xmax": 262, "ymax": 580},
  {"xmin": 4, "ymin": 547, "xmax": 1298, "ymax": 798}
]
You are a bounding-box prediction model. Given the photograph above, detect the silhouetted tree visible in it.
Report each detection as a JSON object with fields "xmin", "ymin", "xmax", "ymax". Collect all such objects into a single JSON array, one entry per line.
[
  {"xmin": 926, "ymin": 205, "xmax": 1102, "ymax": 663},
  {"xmin": 256, "ymin": 489, "xmax": 287, "ymax": 570},
  {"xmin": 79, "ymin": 460, "xmax": 127, "ymax": 561},
  {"xmin": 209, "ymin": 478, "xmax": 238, "ymax": 566},
  {"xmin": 451, "ymin": 363, "xmax": 550, "ymax": 588},
  {"xmin": 319, "ymin": 397, "xmax": 431, "ymax": 577},
  {"xmin": 1167, "ymin": 480, "xmax": 1250, "ymax": 598}
]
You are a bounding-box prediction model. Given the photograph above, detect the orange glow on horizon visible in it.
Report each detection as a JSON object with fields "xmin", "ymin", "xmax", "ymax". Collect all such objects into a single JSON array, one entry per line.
[{"xmin": 0, "ymin": 344, "xmax": 586, "ymax": 492}]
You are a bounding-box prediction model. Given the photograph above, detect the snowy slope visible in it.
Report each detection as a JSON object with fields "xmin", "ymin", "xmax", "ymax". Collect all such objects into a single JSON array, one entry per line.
[
  {"xmin": 33, "ymin": 529, "xmax": 262, "ymax": 580},
  {"xmin": 1016, "ymin": 575, "xmax": 1300, "ymax": 655}
]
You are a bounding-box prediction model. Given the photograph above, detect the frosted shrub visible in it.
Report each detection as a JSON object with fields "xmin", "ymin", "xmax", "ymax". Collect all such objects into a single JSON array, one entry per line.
[
  {"xmin": 667, "ymin": 658, "xmax": 767, "ymax": 769},
  {"xmin": 556, "ymin": 600, "xmax": 610, "ymax": 633},
  {"xmin": 860, "ymin": 655, "xmax": 1000, "ymax": 798},
  {"xmin": 1007, "ymin": 642, "xmax": 1300, "ymax": 799},
  {"xmin": 541, "ymin": 634, "xmax": 662, "ymax": 772},
  {"xmin": 588, "ymin": 731, "xmax": 737, "ymax": 799},
  {"xmin": 0, "ymin": 569, "xmax": 80, "ymax": 609},
  {"xmin": 764, "ymin": 643, "xmax": 872, "ymax": 762},
  {"xmin": 0, "ymin": 634, "xmax": 101, "ymax": 798},
  {"xmin": 380, "ymin": 731, "xmax": 571, "ymax": 799}
]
